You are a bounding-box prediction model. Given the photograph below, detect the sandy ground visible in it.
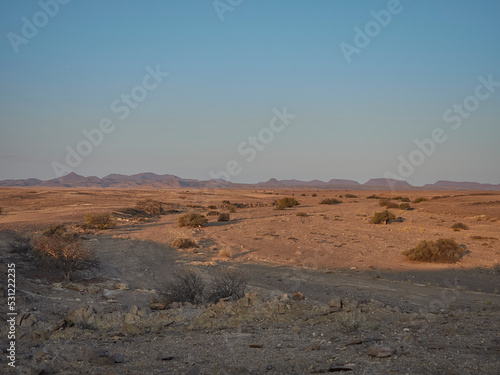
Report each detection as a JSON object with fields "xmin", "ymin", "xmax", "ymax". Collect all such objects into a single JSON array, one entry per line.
[{"xmin": 0, "ymin": 187, "xmax": 499, "ymax": 374}]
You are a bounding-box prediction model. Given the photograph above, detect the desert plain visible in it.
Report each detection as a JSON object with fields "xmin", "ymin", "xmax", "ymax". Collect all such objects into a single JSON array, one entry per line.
[{"xmin": 0, "ymin": 187, "xmax": 499, "ymax": 374}]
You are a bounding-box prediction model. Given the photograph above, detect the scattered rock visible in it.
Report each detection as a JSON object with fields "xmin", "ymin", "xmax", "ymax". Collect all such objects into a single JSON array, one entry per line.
[
  {"xmin": 367, "ymin": 345, "xmax": 393, "ymax": 358},
  {"xmin": 120, "ymin": 323, "xmax": 142, "ymax": 336},
  {"xmin": 150, "ymin": 302, "xmax": 167, "ymax": 310},
  {"xmin": 114, "ymin": 353, "xmax": 125, "ymax": 363},
  {"xmin": 159, "ymin": 354, "xmax": 174, "ymax": 361},
  {"xmin": 66, "ymin": 305, "xmax": 96, "ymax": 326},
  {"xmin": 292, "ymin": 291, "xmax": 305, "ymax": 301}
]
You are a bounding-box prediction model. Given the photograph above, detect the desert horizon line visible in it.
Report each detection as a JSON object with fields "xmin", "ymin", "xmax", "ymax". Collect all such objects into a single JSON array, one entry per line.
[{"xmin": 1, "ymin": 171, "xmax": 499, "ymax": 190}]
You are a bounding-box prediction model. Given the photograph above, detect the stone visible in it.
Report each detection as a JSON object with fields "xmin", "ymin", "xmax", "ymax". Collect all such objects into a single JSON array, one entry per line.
[
  {"xmin": 150, "ymin": 302, "xmax": 167, "ymax": 310},
  {"xmin": 120, "ymin": 323, "xmax": 142, "ymax": 336},
  {"xmin": 66, "ymin": 305, "xmax": 96, "ymax": 326},
  {"xmin": 367, "ymin": 345, "xmax": 393, "ymax": 358},
  {"xmin": 114, "ymin": 353, "xmax": 125, "ymax": 363},
  {"xmin": 159, "ymin": 354, "xmax": 174, "ymax": 361},
  {"xmin": 129, "ymin": 305, "xmax": 140, "ymax": 315},
  {"xmin": 292, "ymin": 291, "xmax": 305, "ymax": 301}
]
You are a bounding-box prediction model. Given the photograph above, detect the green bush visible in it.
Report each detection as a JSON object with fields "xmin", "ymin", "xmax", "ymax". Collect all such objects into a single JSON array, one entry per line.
[
  {"xmin": 84, "ymin": 213, "xmax": 115, "ymax": 230},
  {"xmin": 399, "ymin": 203, "xmax": 412, "ymax": 210},
  {"xmin": 370, "ymin": 210, "xmax": 396, "ymax": 224},
  {"xmin": 402, "ymin": 238, "xmax": 465, "ymax": 263},
  {"xmin": 413, "ymin": 197, "xmax": 428, "ymax": 203},
  {"xmin": 171, "ymin": 237, "xmax": 198, "ymax": 249},
  {"xmin": 178, "ymin": 213, "xmax": 208, "ymax": 227},
  {"xmin": 218, "ymin": 213, "xmax": 230, "ymax": 222},
  {"xmin": 320, "ymin": 198, "xmax": 342, "ymax": 205},
  {"xmin": 277, "ymin": 197, "xmax": 300, "ymax": 208}
]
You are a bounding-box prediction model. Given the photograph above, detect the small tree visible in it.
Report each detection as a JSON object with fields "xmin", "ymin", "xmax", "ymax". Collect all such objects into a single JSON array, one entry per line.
[{"xmin": 33, "ymin": 232, "xmax": 97, "ymax": 281}]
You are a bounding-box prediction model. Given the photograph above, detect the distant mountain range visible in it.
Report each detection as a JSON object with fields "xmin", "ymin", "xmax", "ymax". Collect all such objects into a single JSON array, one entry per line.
[{"xmin": 1, "ymin": 172, "xmax": 499, "ymax": 191}]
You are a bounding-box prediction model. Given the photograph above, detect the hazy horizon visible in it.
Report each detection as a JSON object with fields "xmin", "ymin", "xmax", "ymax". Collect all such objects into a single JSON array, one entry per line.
[{"xmin": 1, "ymin": 1, "xmax": 500, "ymax": 185}]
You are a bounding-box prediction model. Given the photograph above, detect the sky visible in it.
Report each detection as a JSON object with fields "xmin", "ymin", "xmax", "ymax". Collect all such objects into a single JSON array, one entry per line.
[{"xmin": 1, "ymin": 0, "xmax": 499, "ymax": 186}]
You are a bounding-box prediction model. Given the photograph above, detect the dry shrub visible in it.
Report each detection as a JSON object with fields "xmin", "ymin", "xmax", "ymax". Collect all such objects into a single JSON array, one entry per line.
[
  {"xmin": 84, "ymin": 212, "xmax": 115, "ymax": 230},
  {"xmin": 171, "ymin": 237, "xmax": 198, "ymax": 249},
  {"xmin": 207, "ymin": 211, "xmax": 221, "ymax": 216},
  {"xmin": 399, "ymin": 203, "xmax": 412, "ymax": 210},
  {"xmin": 379, "ymin": 200, "xmax": 399, "ymax": 209},
  {"xmin": 136, "ymin": 199, "xmax": 164, "ymax": 216},
  {"xmin": 178, "ymin": 213, "xmax": 208, "ymax": 227},
  {"xmin": 162, "ymin": 268, "xmax": 205, "ymax": 304},
  {"xmin": 277, "ymin": 197, "xmax": 300, "ymax": 208},
  {"xmin": 33, "ymin": 231, "xmax": 97, "ymax": 281},
  {"xmin": 402, "ymin": 238, "xmax": 466, "ymax": 263},
  {"xmin": 451, "ymin": 222, "xmax": 469, "ymax": 230},
  {"xmin": 218, "ymin": 213, "xmax": 230, "ymax": 222},
  {"xmin": 218, "ymin": 246, "xmax": 233, "ymax": 259},
  {"xmin": 320, "ymin": 198, "xmax": 342, "ymax": 205},
  {"xmin": 371, "ymin": 210, "xmax": 396, "ymax": 224},
  {"xmin": 206, "ymin": 268, "xmax": 247, "ymax": 303},
  {"xmin": 225, "ymin": 204, "xmax": 237, "ymax": 213},
  {"xmin": 9, "ymin": 232, "xmax": 33, "ymax": 256},
  {"xmin": 344, "ymin": 194, "xmax": 358, "ymax": 198},
  {"xmin": 296, "ymin": 211, "xmax": 308, "ymax": 217},
  {"xmin": 413, "ymin": 197, "xmax": 428, "ymax": 203}
]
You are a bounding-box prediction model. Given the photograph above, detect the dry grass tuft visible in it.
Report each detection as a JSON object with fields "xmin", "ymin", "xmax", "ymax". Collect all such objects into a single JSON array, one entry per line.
[
  {"xmin": 370, "ymin": 210, "xmax": 396, "ymax": 224},
  {"xmin": 218, "ymin": 246, "xmax": 233, "ymax": 259},
  {"xmin": 451, "ymin": 222, "xmax": 469, "ymax": 230},
  {"xmin": 320, "ymin": 198, "xmax": 342, "ymax": 205}
]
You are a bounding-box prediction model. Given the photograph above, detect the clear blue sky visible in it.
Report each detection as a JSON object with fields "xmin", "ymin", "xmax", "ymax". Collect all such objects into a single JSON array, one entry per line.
[{"xmin": 1, "ymin": 0, "xmax": 499, "ymax": 185}]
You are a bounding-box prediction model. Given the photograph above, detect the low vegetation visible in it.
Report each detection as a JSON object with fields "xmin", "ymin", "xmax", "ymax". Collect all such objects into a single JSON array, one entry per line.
[
  {"xmin": 162, "ymin": 268, "xmax": 247, "ymax": 305},
  {"xmin": 82, "ymin": 212, "xmax": 115, "ymax": 230},
  {"xmin": 451, "ymin": 222, "xmax": 469, "ymax": 230},
  {"xmin": 217, "ymin": 213, "xmax": 230, "ymax": 222},
  {"xmin": 276, "ymin": 197, "xmax": 300, "ymax": 209},
  {"xmin": 413, "ymin": 197, "xmax": 428, "ymax": 203},
  {"xmin": 218, "ymin": 246, "xmax": 233, "ymax": 259},
  {"xmin": 171, "ymin": 237, "xmax": 198, "ymax": 249},
  {"xmin": 344, "ymin": 194, "xmax": 358, "ymax": 198},
  {"xmin": 136, "ymin": 199, "xmax": 164, "ymax": 216},
  {"xmin": 402, "ymin": 238, "xmax": 466, "ymax": 263},
  {"xmin": 9, "ymin": 232, "xmax": 33, "ymax": 256},
  {"xmin": 379, "ymin": 199, "xmax": 399, "ymax": 209},
  {"xmin": 178, "ymin": 213, "xmax": 208, "ymax": 227},
  {"xmin": 296, "ymin": 211, "xmax": 307, "ymax": 217},
  {"xmin": 319, "ymin": 198, "xmax": 342, "ymax": 205},
  {"xmin": 206, "ymin": 268, "xmax": 247, "ymax": 303},
  {"xmin": 33, "ymin": 225, "xmax": 97, "ymax": 281},
  {"xmin": 399, "ymin": 203, "xmax": 412, "ymax": 210},
  {"xmin": 207, "ymin": 211, "xmax": 220, "ymax": 216},
  {"xmin": 371, "ymin": 210, "xmax": 396, "ymax": 224}
]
